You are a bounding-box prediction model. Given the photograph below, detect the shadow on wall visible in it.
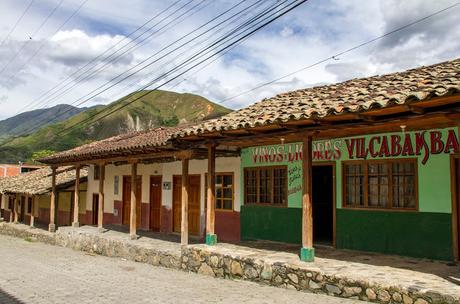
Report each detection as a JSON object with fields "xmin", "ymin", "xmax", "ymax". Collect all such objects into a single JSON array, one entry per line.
[{"xmin": 0, "ymin": 287, "xmax": 26, "ymax": 304}]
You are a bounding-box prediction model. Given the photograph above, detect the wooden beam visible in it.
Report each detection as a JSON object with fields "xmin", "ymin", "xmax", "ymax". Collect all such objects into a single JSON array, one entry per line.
[
  {"xmin": 72, "ymin": 166, "xmax": 80, "ymax": 227},
  {"xmin": 181, "ymin": 158, "xmax": 189, "ymax": 246},
  {"xmin": 205, "ymin": 144, "xmax": 216, "ymax": 245},
  {"xmin": 405, "ymin": 104, "xmax": 425, "ymax": 114},
  {"xmin": 129, "ymin": 162, "xmax": 138, "ymax": 240},
  {"xmin": 97, "ymin": 164, "xmax": 105, "ymax": 231},
  {"xmin": 49, "ymin": 167, "xmax": 57, "ymax": 232},
  {"xmin": 300, "ymin": 136, "xmax": 314, "ymax": 262},
  {"xmin": 13, "ymin": 193, "xmax": 19, "ymax": 224}
]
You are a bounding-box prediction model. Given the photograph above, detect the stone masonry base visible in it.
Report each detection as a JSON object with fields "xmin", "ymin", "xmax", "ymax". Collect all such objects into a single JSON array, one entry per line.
[{"xmin": 0, "ymin": 222, "xmax": 458, "ymax": 304}]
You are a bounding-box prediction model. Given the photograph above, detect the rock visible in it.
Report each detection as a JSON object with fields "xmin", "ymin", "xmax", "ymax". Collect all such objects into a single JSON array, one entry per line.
[
  {"xmin": 403, "ymin": 294, "xmax": 414, "ymax": 304},
  {"xmin": 210, "ymin": 255, "xmax": 219, "ymax": 268},
  {"xmin": 343, "ymin": 286, "xmax": 362, "ymax": 297},
  {"xmin": 244, "ymin": 264, "xmax": 259, "ymax": 279},
  {"xmin": 230, "ymin": 261, "xmax": 243, "ymax": 276},
  {"xmin": 198, "ymin": 263, "xmax": 215, "ymax": 276},
  {"xmin": 299, "ymin": 280, "xmax": 308, "ymax": 289},
  {"xmin": 414, "ymin": 299, "xmax": 428, "ymax": 304},
  {"xmin": 261, "ymin": 264, "xmax": 273, "ymax": 280},
  {"xmin": 392, "ymin": 292, "xmax": 403, "ymax": 302},
  {"xmin": 366, "ymin": 288, "xmax": 377, "ymax": 301},
  {"xmin": 309, "ymin": 280, "xmax": 321, "ymax": 289},
  {"xmin": 287, "ymin": 273, "xmax": 299, "ymax": 284},
  {"xmin": 274, "ymin": 275, "xmax": 283, "ymax": 285},
  {"xmin": 286, "ymin": 284, "xmax": 297, "ymax": 290},
  {"xmin": 326, "ymin": 284, "xmax": 341, "ymax": 295},
  {"xmin": 378, "ymin": 290, "xmax": 391, "ymax": 302},
  {"xmin": 316, "ymin": 274, "xmax": 324, "ymax": 281},
  {"xmin": 306, "ymin": 272, "xmax": 313, "ymax": 278}
]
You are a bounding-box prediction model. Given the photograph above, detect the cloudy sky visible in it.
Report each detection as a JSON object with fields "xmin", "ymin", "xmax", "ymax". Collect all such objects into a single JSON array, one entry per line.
[{"xmin": 0, "ymin": 0, "xmax": 459, "ymax": 120}]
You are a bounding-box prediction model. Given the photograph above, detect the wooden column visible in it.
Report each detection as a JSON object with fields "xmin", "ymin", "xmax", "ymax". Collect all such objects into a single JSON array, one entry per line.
[
  {"xmin": 72, "ymin": 166, "xmax": 81, "ymax": 228},
  {"xmin": 129, "ymin": 162, "xmax": 138, "ymax": 240},
  {"xmin": 181, "ymin": 158, "xmax": 189, "ymax": 246},
  {"xmin": 9, "ymin": 196, "xmax": 13, "ymax": 222},
  {"xmin": 300, "ymin": 135, "xmax": 315, "ymax": 262},
  {"xmin": 205, "ymin": 144, "xmax": 217, "ymax": 245},
  {"xmin": 49, "ymin": 167, "xmax": 57, "ymax": 232},
  {"xmin": 13, "ymin": 193, "xmax": 19, "ymax": 223},
  {"xmin": 30, "ymin": 195, "xmax": 35, "ymax": 228},
  {"xmin": 98, "ymin": 164, "xmax": 105, "ymax": 231}
]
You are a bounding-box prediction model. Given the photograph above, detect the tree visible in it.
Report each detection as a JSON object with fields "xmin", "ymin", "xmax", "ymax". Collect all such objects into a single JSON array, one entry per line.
[{"xmin": 31, "ymin": 150, "xmax": 56, "ymax": 162}]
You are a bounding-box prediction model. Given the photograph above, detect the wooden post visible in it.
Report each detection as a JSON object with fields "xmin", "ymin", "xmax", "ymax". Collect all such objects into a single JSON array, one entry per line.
[
  {"xmin": 181, "ymin": 158, "xmax": 189, "ymax": 246},
  {"xmin": 30, "ymin": 195, "xmax": 35, "ymax": 228},
  {"xmin": 72, "ymin": 166, "xmax": 81, "ymax": 228},
  {"xmin": 49, "ymin": 167, "xmax": 57, "ymax": 232},
  {"xmin": 9, "ymin": 196, "xmax": 13, "ymax": 222},
  {"xmin": 98, "ymin": 164, "xmax": 105, "ymax": 232},
  {"xmin": 300, "ymin": 135, "xmax": 315, "ymax": 262},
  {"xmin": 129, "ymin": 162, "xmax": 138, "ymax": 240},
  {"xmin": 13, "ymin": 193, "xmax": 19, "ymax": 223},
  {"xmin": 205, "ymin": 144, "xmax": 217, "ymax": 245}
]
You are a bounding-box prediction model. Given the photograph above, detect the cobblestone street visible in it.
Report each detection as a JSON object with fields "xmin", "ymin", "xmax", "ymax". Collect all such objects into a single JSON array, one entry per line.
[{"xmin": 0, "ymin": 235, "xmax": 364, "ymax": 304}]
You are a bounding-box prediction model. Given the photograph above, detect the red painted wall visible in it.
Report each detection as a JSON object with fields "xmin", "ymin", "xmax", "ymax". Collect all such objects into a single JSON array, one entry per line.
[{"xmin": 215, "ymin": 211, "xmax": 240, "ymax": 243}]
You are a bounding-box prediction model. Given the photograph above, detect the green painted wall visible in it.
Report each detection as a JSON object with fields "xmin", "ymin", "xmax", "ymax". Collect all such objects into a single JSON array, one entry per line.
[
  {"xmin": 240, "ymin": 127, "xmax": 458, "ymax": 260},
  {"xmin": 336, "ymin": 209, "xmax": 453, "ymax": 260}
]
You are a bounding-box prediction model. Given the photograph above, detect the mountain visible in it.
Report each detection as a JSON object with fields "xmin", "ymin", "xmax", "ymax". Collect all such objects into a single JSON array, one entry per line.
[
  {"xmin": 0, "ymin": 104, "xmax": 93, "ymax": 141},
  {"xmin": 0, "ymin": 90, "xmax": 231, "ymax": 163}
]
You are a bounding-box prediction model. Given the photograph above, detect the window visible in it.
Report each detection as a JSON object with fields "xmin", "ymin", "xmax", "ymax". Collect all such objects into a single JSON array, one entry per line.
[
  {"xmin": 205, "ymin": 173, "xmax": 234, "ymax": 211},
  {"xmin": 244, "ymin": 166, "xmax": 287, "ymax": 206},
  {"xmin": 343, "ymin": 159, "xmax": 417, "ymax": 210},
  {"xmin": 94, "ymin": 165, "xmax": 100, "ymax": 180}
]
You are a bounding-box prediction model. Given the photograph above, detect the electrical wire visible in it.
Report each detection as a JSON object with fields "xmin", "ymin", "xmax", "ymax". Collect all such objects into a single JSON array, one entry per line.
[{"xmin": 0, "ymin": 0, "xmax": 35, "ymax": 48}]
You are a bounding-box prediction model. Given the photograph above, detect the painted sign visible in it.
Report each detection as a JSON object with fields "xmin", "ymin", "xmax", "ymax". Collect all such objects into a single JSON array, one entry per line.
[
  {"xmin": 251, "ymin": 140, "xmax": 342, "ymax": 164},
  {"xmin": 346, "ymin": 129, "xmax": 460, "ymax": 164}
]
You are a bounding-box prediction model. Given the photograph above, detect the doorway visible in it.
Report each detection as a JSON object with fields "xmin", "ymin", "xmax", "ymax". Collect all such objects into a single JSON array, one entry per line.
[
  {"xmin": 92, "ymin": 194, "xmax": 99, "ymax": 225},
  {"xmin": 172, "ymin": 175, "xmax": 201, "ymax": 235},
  {"xmin": 452, "ymin": 156, "xmax": 460, "ymax": 261},
  {"xmin": 122, "ymin": 176, "xmax": 142, "ymax": 227},
  {"xmin": 19, "ymin": 196, "xmax": 25, "ymax": 223},
  {"xmin": 312, "ymin": 163, "xmax": 335, "ymax": 246},
  {"xmin": 150, "ymin": 176, "xmax": 162, "ymax": 231}
]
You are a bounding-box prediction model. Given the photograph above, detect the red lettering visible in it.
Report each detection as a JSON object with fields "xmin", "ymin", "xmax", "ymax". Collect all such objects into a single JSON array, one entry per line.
[
  {"xmin": 357, "ymin": 138, "xmax": 367, "ymax": 159},
  {"xmin": 390, "ymin": 135, "xmax": 402, "ymax": 156},
  {"xmin": 345, "ymin": 139, "xmax": 356, "ymax": 159},
  {"xmin": 430, "ymin": 131, "xmax": 444, "ymax": 154},
  {"xmin": 444, "ymin": 129, "xmax": 460, "ymax": 153},
  {"xmin": 401, "ymin": 134, "xmax": 414, "ymax": 156},
  {"xmin": 379, "ymin": 136, "xmax": 390, "ymax": 157},
  {"xmin": 369, "ymin": 136, "xmax": 380, "ymax": 158}
]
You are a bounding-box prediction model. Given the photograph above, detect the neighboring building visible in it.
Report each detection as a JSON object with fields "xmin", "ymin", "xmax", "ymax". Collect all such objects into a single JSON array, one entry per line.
[
  {"xmin": 0, "ymin": 163, "xmax": 43, "ymax": 177},
  {"xmin": 40, "ymin": 58, "xmax": 460, "ymax": 261},
  {"xmin": 0, "ymin": 167, "xmax": 88, "ymax": 227}
]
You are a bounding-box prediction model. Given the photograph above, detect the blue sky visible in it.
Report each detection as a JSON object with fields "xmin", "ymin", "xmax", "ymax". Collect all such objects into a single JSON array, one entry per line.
[{"xmin": 0, "ymin": 0, "xmax": 459, "ymax": 120}]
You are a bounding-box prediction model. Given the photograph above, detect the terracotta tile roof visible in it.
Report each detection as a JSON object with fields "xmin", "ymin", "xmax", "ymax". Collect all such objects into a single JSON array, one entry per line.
[
  {"xmin": 176, "ymin": 58, "xmax": 460, "ymax": 137},
  {"xmin": 40, "ymin": 126, "xmax": 184, "ymax": 164},
  {"xmin": 0, "ymin": 167, "xmax": 88, "ymax": 195}
]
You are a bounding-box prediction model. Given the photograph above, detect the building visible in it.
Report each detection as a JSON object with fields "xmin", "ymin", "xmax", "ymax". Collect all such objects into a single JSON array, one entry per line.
[
  {"xmin": 40, "ymin": 58, "xmax": 460, "ymax": 261},
  {"xmin": 0, "ymin": 167, "xmax": 88, "ymax": 227},
  {"xmin": 0, "ymin": 163, "xmax": 43, "ymax": 177}
]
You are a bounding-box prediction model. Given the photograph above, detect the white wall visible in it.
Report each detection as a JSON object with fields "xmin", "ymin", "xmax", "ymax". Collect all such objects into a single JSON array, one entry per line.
[{"xmin": 86, "ymin": 157, "xmax": 241, "ymax": 231}]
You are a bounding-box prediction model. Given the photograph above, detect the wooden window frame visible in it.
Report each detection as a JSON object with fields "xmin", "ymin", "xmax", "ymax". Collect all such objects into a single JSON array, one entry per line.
[
  {"xmin": 205, "ymin": 172, "xmax": 234, "ymax": 212},
  {"xmin": 342, "ymin": 158, "xmax": 419, "ymax": 211},
  {"xmin": 244, "ymin": 165, "xmax": 288, "ymax": 207}
]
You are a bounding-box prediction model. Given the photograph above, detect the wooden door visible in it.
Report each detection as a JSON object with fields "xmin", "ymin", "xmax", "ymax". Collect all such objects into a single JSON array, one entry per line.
[
  {"xmin": 122, "ymin": 176, "xmax": 142, "ymax": 227},
  {"xmin": 172, "ymin": 175, "xmax": 201, "ymax": 235},
  {"xmin": 19, "ymin": 196, "xmax": 25, "ymax": 222},
  {"xmin": 150, "ymin": 176, "xmax": 162, "ymax": 231},
  {"xmin": 92, "ymin": 194, "xmax": 99, "ymax": 225}
]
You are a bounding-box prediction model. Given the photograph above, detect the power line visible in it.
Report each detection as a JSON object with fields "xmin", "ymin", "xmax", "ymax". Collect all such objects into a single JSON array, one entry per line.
[
  {"xmin": 56, "ymin": 0, "xmax": 306, "ymax": 137},
  {"xmin": 0, "ymin": 0, "xmax": 35, "ymax": 48},
  {"xmin": 8, "ymin": 0, "xmax": 89, "ymax": 94},
  {"xmin": 219, "ymin": 1, "xmax": 460, "ymax": 107},
  {"xmin": 19, "ymin": 0, "xmax": 263, "ymax": 135},
  {"xmin": 0, "ymin": 0, "xmax": 65, "ymax": 75},
  {"xmin": 15, "ymin": 0, "xmax": 185, "ymax": 114}
]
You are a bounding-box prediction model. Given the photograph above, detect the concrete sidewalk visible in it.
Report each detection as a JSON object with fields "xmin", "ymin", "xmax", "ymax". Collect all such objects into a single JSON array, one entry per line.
[{"xmin": 0, "ymin": 222, "xmax": 459, "ymax": 304}]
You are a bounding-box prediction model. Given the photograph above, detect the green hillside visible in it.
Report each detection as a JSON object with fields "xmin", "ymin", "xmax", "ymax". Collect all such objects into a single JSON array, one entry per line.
[{"xmin": 0, "ymin": 90, "xmax": 231, "ymax": 163}]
